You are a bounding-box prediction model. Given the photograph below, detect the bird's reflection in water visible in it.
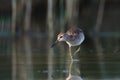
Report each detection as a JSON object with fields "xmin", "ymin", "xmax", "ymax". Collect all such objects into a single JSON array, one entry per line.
[
  {"xmin": 66, "ymin": 75, "xmax": 83, "ymax": 80},
  {"xmin": 66, "ymin": 59, "xmax": 83, "ymax": 80}
]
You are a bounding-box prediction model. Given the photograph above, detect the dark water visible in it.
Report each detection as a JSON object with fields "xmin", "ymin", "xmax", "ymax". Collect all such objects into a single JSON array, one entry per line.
[{"xmin": 0, "ymin": 32, "xmax": 120, "ymax": 80}]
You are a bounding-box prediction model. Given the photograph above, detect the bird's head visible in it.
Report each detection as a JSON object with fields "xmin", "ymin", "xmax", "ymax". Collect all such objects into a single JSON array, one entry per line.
[{"xmin": 51, "ymin": 32, "xmax": 67, "ymax": 47}]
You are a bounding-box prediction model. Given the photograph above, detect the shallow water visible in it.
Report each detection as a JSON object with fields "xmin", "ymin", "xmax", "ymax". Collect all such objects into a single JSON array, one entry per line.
[{"xmin": 0, "ymin": 32, "xmax": 120, "ymax": 80}]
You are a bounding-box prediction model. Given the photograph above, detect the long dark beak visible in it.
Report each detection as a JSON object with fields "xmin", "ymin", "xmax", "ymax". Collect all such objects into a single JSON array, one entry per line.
[{"xmin": 51, "ymin": 40, "xmax": 58, "ymax": 48}]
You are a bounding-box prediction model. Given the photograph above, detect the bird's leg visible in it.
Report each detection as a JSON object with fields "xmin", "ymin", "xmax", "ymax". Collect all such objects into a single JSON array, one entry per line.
[
  {"xmin": 69, "ymin": 46, "xmax": 73, "ymax": 61},
  {"xmin": 68, "ymin": 57, "xmax": 73, "ymax": 77},
  {"xmin": 73, "ymin": 46, "xmax": 80, "ymax": 57}
]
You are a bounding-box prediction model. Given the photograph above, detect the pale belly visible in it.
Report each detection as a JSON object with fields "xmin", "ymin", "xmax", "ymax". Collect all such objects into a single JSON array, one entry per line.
[{"xmin": 66, "ymin": 34, "xmax": 85, "ymax": 47}]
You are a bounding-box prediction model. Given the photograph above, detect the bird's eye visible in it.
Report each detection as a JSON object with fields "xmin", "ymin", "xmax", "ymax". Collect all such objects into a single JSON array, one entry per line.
[{"xmin": 60, "ymin": 36, "xmax": 63, "ymax": 38}]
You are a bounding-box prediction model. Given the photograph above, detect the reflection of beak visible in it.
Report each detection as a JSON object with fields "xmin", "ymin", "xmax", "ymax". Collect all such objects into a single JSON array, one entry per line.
[{"xmin": 51, "ymin": 40, "xmax": 58, "ymax": 48}]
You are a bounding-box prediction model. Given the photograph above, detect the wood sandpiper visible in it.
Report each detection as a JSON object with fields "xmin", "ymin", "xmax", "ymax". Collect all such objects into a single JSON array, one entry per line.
[{"xmin": 51, "ymin": 27, "xmax": 85, "ymax": 60}]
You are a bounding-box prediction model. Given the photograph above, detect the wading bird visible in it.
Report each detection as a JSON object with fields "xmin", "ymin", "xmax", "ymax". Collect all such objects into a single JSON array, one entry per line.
[{"xmin": 51, "ymin": 27, "xmax": 85, "ymax": 60}]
